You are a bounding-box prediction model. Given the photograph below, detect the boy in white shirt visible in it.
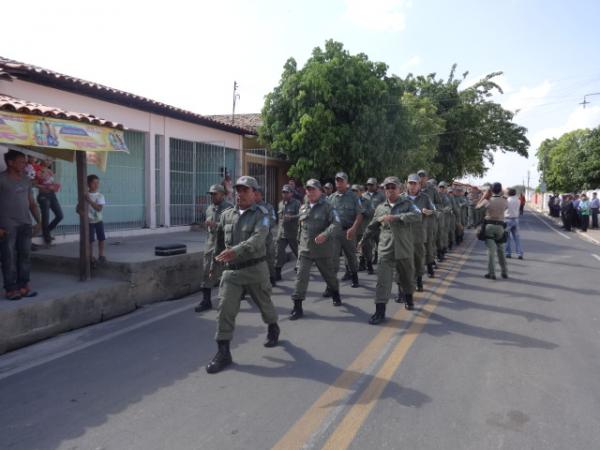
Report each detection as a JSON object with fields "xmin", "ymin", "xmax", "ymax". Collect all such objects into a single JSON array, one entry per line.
[{"xmin": 86, "ymin": 174, "xmax": 107, "ymax": 266}]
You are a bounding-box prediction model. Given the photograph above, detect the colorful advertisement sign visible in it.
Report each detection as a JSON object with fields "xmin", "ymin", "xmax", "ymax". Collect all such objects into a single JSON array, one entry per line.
[{"xmin": 0, "ymin": 110, "xmax": 128, "ymax": 153}]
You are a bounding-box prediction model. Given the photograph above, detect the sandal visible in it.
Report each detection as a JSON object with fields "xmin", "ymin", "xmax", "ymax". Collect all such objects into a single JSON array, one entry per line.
[
  {"xmin": 20, "ymin": 288, "xmax": 38, "ymax": 298},
  {"xmin": 5, "ymin": 290, "xmax": 22, "ymax": 301}
]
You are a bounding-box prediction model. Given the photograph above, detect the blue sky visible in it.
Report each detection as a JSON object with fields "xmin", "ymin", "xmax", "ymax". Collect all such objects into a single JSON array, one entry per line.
[{"xmin": 2, "ymin": 0, "xmax": 600, "ymax": 186}]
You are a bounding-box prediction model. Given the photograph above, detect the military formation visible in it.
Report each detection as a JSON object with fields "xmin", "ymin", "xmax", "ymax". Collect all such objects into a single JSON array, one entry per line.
[{"xmin": 200, "ymin": 172, "xmax": 478, "ymax": 374}]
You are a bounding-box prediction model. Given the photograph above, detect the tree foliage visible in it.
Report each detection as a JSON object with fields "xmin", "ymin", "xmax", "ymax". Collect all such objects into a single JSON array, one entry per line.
[
  {"xmin": 260, "ymin": 40, "xmax": 530, "ymax": 183},
  {"xmin": 536, "ymin": 127, "xmax": 600, "ymax": 192}
]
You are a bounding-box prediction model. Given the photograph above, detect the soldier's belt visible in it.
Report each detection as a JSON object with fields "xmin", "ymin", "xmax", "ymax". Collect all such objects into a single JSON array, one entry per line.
[
  {"xmin": 225, "ymin": 256, "xmax": 266, "ymax": 271},
  {"xmin": 484, "ymin": 219, "xmax": 505, "ymax": 226}
]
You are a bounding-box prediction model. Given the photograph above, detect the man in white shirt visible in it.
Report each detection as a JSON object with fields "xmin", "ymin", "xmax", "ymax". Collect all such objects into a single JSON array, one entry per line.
[{"xmin": 505, "ymin": 188, "xmax": 523, "ymax": 259}]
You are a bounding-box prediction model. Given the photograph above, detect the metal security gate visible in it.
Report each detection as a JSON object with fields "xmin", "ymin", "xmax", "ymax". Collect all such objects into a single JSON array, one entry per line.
[
  {"xmin": 170, "ymin": 138, "xmax": 237, "ymax": 226},
  {"xmin": 247, "ymin": 151, "xmax": 278, "ymax": 206}
]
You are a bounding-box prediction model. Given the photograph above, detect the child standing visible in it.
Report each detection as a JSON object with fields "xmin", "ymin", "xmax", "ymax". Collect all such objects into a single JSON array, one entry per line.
[{"xmin": 86, "ymin": 174, "xmax": 106, "ymax": 266}]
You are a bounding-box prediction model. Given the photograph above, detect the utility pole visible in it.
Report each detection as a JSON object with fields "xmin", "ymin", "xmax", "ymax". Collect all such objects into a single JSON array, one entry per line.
[
  {"xmin": 580, "ymin": 92, "xmax": 600, "ymax": 109},
  {"xmin": 232, "ymin": 81, "xmax": 240, "ymax": 123}
]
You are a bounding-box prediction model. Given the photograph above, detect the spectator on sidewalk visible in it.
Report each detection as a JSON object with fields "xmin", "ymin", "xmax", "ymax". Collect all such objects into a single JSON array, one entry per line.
[
  {"xmin": 572, "ymin": 194, "xmax": 581, "ymax": 228},
  {"xmin": 0, "ymin": 150, "xmax": 42, "ymax": 300},
  {"xmin": 35, "ymin": 159, "xmax": 63, "ymax": 245},
  {"xmin": 560, "ymin": 194, "xmax": 574, "ymax": 231},
  {"xmin": 590, "ymin": 192, "xmax": 599, "ymax": 229},
  {"xmin": 518, "ymin": 192, "xmax": 526, "ymax": 216},
  {"xmin": 578, "ymin": 193, "xmax": 591, "ymax": 232},
  {"xmin": 86, "ymin": 174, "xmax": 107, "ymax": 267},
  {"xmin": 505, "ymin": 188, "xmax": 524, "ymax": 259}
]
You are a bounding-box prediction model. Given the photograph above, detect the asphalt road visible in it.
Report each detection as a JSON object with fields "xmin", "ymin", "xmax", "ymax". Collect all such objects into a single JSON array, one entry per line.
[{"xmin": 1, "ymin": 210, "xmax": 599, "ymax": 450}]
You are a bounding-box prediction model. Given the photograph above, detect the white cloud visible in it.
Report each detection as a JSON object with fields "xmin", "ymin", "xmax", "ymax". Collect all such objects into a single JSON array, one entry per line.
[
  {"xmin": 343, "ymin": 0, "xmax": 409, "ymax": 32},
  {"xmin": 398, "ymin": 55, "xmax": 422, "ymax": 72},
  {"xmin": 502, "ymin": 80, "xmax": 553, "ymax": 115},
  {"xmin": 530, "ymin": 105, "xmax": 600, "ymax": 150}
]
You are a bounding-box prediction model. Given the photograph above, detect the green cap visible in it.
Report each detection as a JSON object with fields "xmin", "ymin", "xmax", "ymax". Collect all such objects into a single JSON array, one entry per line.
[
  {"xmin": 207, "ymin": 184, "xmax": 225, "ymax": 194},
  {"xmin": 383, "ymin": 176, "xmax": 401, "ymax": 186},
  {"xmin": 234, "ymin": 176, "xmax": 259, "ymax": 190},
  {"xmin": 305, "ymin": 179, "xmax": 322, "ymax": 189}
]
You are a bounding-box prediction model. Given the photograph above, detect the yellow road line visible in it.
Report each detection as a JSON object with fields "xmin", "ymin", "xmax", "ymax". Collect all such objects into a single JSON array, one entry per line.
[
  {"xmin": 272, "ymin": 239, "xmax": 475, "ymax": 450},
  {"xmin": 321, "ymin": 239, "xmax": 476, "ymax": 450}
]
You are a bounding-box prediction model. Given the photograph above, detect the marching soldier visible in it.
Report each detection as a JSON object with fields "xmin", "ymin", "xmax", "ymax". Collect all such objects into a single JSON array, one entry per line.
[
  {"xmin": 206, "ymin": 176, "xmax": 279, "ymax": 374},
  {"xmin": 275, "ymin": 184, "xmax": 301, "ymax": 280},
  {"xmin": 352, "ymin": 184, "xmax": 374, "ymax": 274},
  {"xmin": 327, "ymin": 172, "xmax": 363, "ymax": 292},
  {"xmin": 323, "ymin": 182, "xmax": 334, "ymax": 198},
  {"xmin": 419, "ymin": 170, "xmax": 441, "ymax": 276},
  {"xmin": 402, "ymin": 174, "xmax": 433, "ymax": 294},
  {"xmin": 255, "ymin": 187, "xmax": 278, "ymax": 286},
  {"xmin": 363, "ymin": 177, "xmax": 385, "ymax": 264},
  {"xmin": 289, "ymin": 179, "xmax": 342, "ymax": 319},
  {"xmin": 448, "ymin": 186, "xmax": 461, "ymax": 248},
  {"xmin": 359, "ymin": 176, "xmax": 421, "ymax": 324},
  {"xmin": 194, "ymin": 184, "xmax": 233, "ymax": 312},
  {"xmin": 437, "ymin": 181, "xmax": 453, "ymax": 259}
]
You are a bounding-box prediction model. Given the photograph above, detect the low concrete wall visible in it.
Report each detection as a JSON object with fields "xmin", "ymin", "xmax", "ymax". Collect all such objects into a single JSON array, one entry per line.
[{"xmin": 0, "ymin": 251, "xmax": 204, "ymax": 354}]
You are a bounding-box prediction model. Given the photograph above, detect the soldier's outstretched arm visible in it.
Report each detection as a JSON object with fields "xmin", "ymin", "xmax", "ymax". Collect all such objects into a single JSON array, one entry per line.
[{"xmin": 231, "ymin": 213, "xmax": 269, "ymax": 258}]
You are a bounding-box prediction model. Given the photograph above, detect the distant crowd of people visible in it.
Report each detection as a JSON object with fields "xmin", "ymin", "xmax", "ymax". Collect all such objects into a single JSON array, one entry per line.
[{"xmin": 548, "ymin": 192, "xmax": 599, "ymax": 232}]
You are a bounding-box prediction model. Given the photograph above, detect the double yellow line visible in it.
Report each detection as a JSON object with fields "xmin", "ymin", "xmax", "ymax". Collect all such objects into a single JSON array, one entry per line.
[{"xmin": 272, "ymin": 238, "xmax": 476, "ymax": 450}]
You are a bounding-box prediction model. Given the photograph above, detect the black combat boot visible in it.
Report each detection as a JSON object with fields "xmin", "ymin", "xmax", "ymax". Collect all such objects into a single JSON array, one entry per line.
[
  {"xmin": 358, "ymin": 256, "xmax": 366, "ymax": 272},
  {"xmin": 366, "ymin": 260, "xmax": 374, "ymax": 275},
  {"xmin": 395, "ymin": 284, "xmax": 404, "ymax": 303},
  {"xmin": 404, "ymin": 294, "xmax": 415, "ymax": 310},
  {"xmin": 322, "ymin": 287, "xmax": 332, "ymax": 297},
  {"xmin": 341, "ymin": 267, "xmax": 352, "ymax": 281},
  {"xmin": 264, "ymin": 323, "xmax": 280, "ymax": 347},
  {"xmin": 331, "ymin": 290, "xmax": 342, "ymax": 306},
  {"xmin": 351, "ymin": 272, "xmax": 359, "ymax": 288},
  {"xmin": 289, "ymin": 300, "xmax": 303, "ymax": 320},
  {"xmin": 194, "ymin": 288, "xmax": 212, "ymax": 312},
  {"xmin": 206, "ymin": 340, "xmax": 233, "ymax": 374},
  {"xmin": 369, "ymin": 303, "xmax": 386, "ymax": 325},
  {"xmin": 275, "ymin": 267, "xmax": 282, "ymax": 281},
  {"xmin": 416, "ymin": 276, "xmax": 423, "ymax": 292},
  {"xmin": 427, "ymin": 263, "xmax": 435, "ymax": 278}
]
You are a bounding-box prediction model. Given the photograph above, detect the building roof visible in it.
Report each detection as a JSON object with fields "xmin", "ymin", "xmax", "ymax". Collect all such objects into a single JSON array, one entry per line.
[
  {"xmin": 0, "ymin": 56, "xmax": 257, "ymax": 136},
  {"xmin": 0, "ymin": 94, "xmax": 124, "ymax": 129},
  {"xmin": 207, "ymin": 113, "xmax": 262, "ymax": 134}
]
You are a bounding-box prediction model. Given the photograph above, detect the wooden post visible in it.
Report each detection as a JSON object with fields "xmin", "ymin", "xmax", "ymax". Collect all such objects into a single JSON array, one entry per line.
[{"xmin": 76, "ymin": 151, "xmax": 91, "ymax": 281}]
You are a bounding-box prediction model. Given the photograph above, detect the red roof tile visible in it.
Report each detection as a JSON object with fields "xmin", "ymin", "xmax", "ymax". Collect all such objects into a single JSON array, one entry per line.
[
  {"xmin": 0, "ymin": 94, "xmax": 124, "ymax": 129},
  {"xmin": 0, "ymin": 56, "xmax": 257, "ymax": 136},
  {"xmin": 207, "ymin": 113, "xmax": 262, "ymax": 134}
]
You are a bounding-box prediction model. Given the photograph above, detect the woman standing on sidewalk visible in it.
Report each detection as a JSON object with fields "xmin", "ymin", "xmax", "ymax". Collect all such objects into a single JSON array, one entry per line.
[
  {"xmin": 35, "ymin": 159, "xmax": 63, "ymax": 245},
  {"xmin": 578, "ymin": 193, "xmax": 591, "ymax": 232}
]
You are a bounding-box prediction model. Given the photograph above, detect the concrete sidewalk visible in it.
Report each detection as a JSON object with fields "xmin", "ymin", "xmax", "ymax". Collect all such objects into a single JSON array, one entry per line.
[{"xmin": 1, "ymin": 231, "xmax": 208, "ymax": 354}]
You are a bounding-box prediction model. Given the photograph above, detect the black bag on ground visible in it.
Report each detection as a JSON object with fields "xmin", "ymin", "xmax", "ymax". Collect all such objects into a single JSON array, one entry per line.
[{"xmin": 155, "ymin": 243, "xmax": 187, "ymax": 256}]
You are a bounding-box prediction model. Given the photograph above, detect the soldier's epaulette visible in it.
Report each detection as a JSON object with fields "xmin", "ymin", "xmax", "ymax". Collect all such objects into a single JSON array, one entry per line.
[{"xmin": 256, "ymin": 204, "xmax": 269, "ymax": 215}]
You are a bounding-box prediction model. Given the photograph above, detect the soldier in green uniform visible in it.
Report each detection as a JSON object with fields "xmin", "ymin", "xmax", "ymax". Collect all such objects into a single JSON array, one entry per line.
[
  {"xmin": 448, "ymin": 186, "xmax": 462, "ymax": 248},
  {"xmin": 418, "ymin": 170, "xmax": 440, "ymax": 277},
  {"xmin": 476, "ymin": 182, "xmax": 508, "ymax": 280},
  {"xmin": 289, "ymin": 179, "xmax": 342, "ymax": 319},
  {"xmin": 323, "ymin": 182, "xmax": 334, "ymax": 198},
  {"xmin": 327, "ymin": 172, "xmax": 363, "ymax": 291},
  {"xmin": 352, "ymin": 184, "xmax": 375, "ymax": 274},
  {"xmin": 206, "ymin": 176, "xmax": 279, "ymax": 374},
  {"xmin": 255, "ymin": 187, "xmax": 278, "ymax": 286},
  {"xmin": 402, "ymin": 174, "xmax": 433, "ymax": 295},
  {"xmin": 194, "ymin": 184, "xmax": 233, "ymax": 313},
  {"xmin": 275, "ymin": 184, "xmax": 301, "ymax": 280},
  {"xmin": 359, "ymin": 176, "xmax": 421, "ymax": 324},
  {"xmin": 363, "ymin": 177, "xmax": 385, "ymax": 265},
  {"xmin": 437, "ymin": 181, "xmax": 453, "ymax": 259}
]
